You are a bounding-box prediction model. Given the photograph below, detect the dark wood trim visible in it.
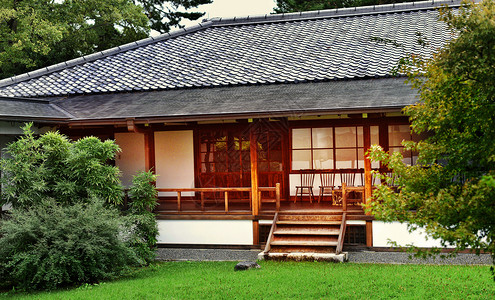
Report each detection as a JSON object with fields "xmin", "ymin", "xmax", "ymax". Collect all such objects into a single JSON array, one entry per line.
[{"xmin": 145, "ymin": 131, "xmax": 155, "ymax": 172}]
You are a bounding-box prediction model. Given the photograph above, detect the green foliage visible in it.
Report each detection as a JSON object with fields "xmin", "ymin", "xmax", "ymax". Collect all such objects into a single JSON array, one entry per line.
[
  {"xmin": 0, "ymin": 123, "xmax": 123, "ymax": 208},
  {"xmin": 367, "ymin": 0, "xmax": 495, "ymax": 271},
  {"xmin": 138, "ymin": 0, "xmax": 213, "ymax": 33},
  {"xmin": 273, "ymin": 0, "xmax": 409, "ymax": 13},
  {"xmin": 123, "ymin": 212, "xmax": 158, "ymax": 264},
  {"xmin": 128, "ymin": 170, "xmax": 158, "ymax": 213},
  {"xmin": 125, "ymin": 171, "xmax": 159, "ymax": 264},
  {"xmin": 0, "ymin": 0, "xmax": 150, "ymax": 79},
  {"xmin": 0, "ymin": 199, "xmax": 138, "ymax": 291},
  {"xmin": 0, "ymin": 0, "xmax": 214, "ymax": 79}
]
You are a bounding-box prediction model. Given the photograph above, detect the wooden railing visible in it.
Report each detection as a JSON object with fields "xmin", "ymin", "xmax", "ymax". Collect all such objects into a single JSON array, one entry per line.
[
  {"xmin": 335, "ymin": 212, "xmax": 347, "ymax": 255},
  {"xmin": 263, "ymin": 212, "xmax": 279, "ymax": 255},
  {"xmin": 156, "ymin": 183, "xmax": 281, "ymax": 214},
  {"xmin": 157, "ymin": 187, "xmax": 251, "ymax": 213}
]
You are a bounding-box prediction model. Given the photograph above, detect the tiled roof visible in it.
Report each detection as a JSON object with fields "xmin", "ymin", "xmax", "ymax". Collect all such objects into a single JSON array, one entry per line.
[
  {"xmin": 51, "ymin": 78, "xmax": 414, "ymax": 122},
  {"xmin": 0, "ymin": 97, "xmax": 71, "ymax": 120},
  {"xmin": 0, "ymin": 0, "xmax": 460, "ymax": 98}
]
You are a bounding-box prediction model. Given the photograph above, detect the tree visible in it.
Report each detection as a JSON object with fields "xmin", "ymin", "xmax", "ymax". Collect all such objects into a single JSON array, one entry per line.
[
  {"xmin": 0, "ymin": 0, "xmax": 212, "ymax": 79},
  {"xmin": 0, "ymin": 0, "xmax": 149, "ymax": 79},
  {"xmin": 138, "ymin": 0, "xmax": 213, "ymax": 33},
  {"xmin": 273, "ymin": 0, "xmax": 409, "ymax": 13},
  {"xmin": 367, "ymin": 0, "xmax": 495, "ymax": 273}
]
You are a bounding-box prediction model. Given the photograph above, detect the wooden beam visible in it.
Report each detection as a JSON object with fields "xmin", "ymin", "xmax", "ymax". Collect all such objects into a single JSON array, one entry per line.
[{"xmin": 250, "ymin": 127, "xmax": 259, "ymax": 216}]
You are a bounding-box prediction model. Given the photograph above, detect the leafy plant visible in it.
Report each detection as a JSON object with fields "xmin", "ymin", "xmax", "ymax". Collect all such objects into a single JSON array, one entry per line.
[
  {"xmin": 0, "ymin": 199, "xmax": 138, "ymax": 291},
  {"xmin": 126, "ymin": 170, "xmax": 159, "ymax": 264},
  {"xmin": 0, "ymin": 123, "xmax": 123, "ymax": 208},
  {"xmin": 128, "ymin": 170, "xmax": 158, "ymax": 213}
]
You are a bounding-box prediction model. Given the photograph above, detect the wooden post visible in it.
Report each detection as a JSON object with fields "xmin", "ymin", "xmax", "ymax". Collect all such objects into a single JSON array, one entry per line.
[
  {"xmin": 144, "ymin": 131, "xmax": 155, "ymax": 172},
  {"xmin": 201, "ymin": 191, "xmax": 205, "ymax": 211},
  {"xmin": 224, "ymin": 191, "xmax": 229, "ymax": 213},
  {"xmin": 253, "ymin": 220, "xmax": 259, "ymax": 246},
  {"xmin": 364, "ymin": 125, "xmax": 372, "ymax": 208},
  {"xmin": 342, "ymin": 182, "xmax": 347, "ymax": 212},
  {"xmin": 177, "ymin": 191, "xmax": 181, "ymax": 211},
  {"xmin": 366, "ymin": 220, "xmax": 373, "ymax": 247},
  {"xmin": 250, "ymin": 128, "xmax": 259, "ymax": 216},
  {"xmin": 275, "ymin": 183, "xmax": 281, "ymax": 211}
]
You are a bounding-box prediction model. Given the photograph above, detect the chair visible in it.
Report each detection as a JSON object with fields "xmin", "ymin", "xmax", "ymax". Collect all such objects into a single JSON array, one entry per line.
[
  {"xmin": 295, "ymin": 171, "xmax": 315, "ymax": 203},
  {"xmin": 340, "ymin": 171, "xmax": 356, "ymax": 187},
  {"xmin": 318, "ymin": 172, "xmax": 335, "ymax": 203},
  {"xmin": 333, "ymin": 170, "xmax": 361, "ymax": 206}
]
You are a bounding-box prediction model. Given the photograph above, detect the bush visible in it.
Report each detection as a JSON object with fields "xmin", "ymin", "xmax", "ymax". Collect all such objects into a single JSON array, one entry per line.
[
  {"xmin": 0, "ymin": 123, "xmax": 122, "ymax": 209},
  {"xmin": 126, "ymin": 171, "xmax": 159, "ymax": 264},
  {"xmin": 0, "ymin": 199, "xmax": 138, "ymax": 291}
]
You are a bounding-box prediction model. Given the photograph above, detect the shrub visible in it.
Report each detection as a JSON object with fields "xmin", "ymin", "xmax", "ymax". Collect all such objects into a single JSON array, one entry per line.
[
  {"xmin": 126, "ymin": 171, "xmax": 159, "ymax": 264},
  {"xmin": 0, "ymin": 123, "xmax": 122, "ymax": 209},
  {"xmin": 0, "ymin": 199, "xmax": 138, "ymax": 291}
]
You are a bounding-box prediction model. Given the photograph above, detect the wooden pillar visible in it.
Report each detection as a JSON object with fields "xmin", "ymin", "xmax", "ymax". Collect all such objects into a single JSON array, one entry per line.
[
  {"xmin": 144, "ymin": 131, "xmax": 155, "ymax": 172},
  {"xmin": 250, "ymin": 126, "xmax": 259, "ymax": 216},
  {"xmin": 253, "ymin": 220, "xmax": 259, "ymax": 246},
  {"xmin": 366, "ymin": 220, "xmax": 373, "ymax": 247},
  {"xmin": 363, "ymin": 125, "xmax": 372, "ymax": 207}
]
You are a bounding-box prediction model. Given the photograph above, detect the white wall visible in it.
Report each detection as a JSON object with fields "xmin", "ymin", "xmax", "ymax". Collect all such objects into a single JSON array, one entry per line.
[
  {"xmin": 115, "ymin": 133, "xmax": 146, "ymax": 187},
  {"xmin": 157, "ymin": 220, "xmax": 253, "ymax": 245},
  {"xmin": 373, "ymin": 221, "xmax": 453, "ymax": 248},
  {"xmin": 154, "ymin": 131, "xmax": 195, "ymax": 196}
]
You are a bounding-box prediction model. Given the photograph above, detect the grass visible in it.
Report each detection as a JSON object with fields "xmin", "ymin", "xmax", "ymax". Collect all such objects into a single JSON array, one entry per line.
[{"xmin": 1, "ymin": 261, "xmax": 494, "ymax": 299}]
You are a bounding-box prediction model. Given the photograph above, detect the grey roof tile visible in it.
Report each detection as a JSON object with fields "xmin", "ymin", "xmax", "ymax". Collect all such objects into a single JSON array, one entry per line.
[
  {"xmin": 49, "ymin": 78, "xmax": 416, "ymax": 121},
  {"xmin": 0, "ymin": 1, "xmax": 460, "ymax": 98}
]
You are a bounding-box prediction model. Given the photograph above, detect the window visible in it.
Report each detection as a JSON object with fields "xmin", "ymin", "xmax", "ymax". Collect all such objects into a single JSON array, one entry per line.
[
  {"xmin": 291, "ymin": 126, "xmax": 369, "ymax": 170},
  {"xmin": 388, "ymin": 124, "xmax": 423, "ymax": 166}
]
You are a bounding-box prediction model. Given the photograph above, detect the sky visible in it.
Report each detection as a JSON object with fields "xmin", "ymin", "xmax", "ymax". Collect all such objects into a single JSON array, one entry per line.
[
  {"xmin": 182, "ymin": 0, "xmax": 276, "ymax": 26},
  {"xmin": 152, "ymin": 0, "xmax": 276, "ymax": 36}
]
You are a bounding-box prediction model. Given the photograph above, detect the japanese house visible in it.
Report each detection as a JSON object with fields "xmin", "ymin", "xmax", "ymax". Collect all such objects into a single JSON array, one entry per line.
[{"xmin": 0, "ymin": 0, "xmax": 461, "ymax": 257}]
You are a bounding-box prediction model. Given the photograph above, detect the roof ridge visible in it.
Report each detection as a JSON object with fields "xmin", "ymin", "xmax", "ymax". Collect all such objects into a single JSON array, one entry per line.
[{"xmin": 208, "ymin": 0, "xmax": 463, "ymax": 26}]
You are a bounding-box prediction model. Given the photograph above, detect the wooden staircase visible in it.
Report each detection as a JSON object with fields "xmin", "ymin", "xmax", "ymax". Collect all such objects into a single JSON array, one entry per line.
[{"xmin": 261, "ymin": 212, "xmax": 347, "ymax": 261}]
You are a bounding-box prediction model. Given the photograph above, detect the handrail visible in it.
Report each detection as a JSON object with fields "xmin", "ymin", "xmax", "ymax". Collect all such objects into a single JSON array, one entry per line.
[
  {"xmin": 157, "ymin": 185, "xmax": 280, "ymax": 213},
  {"xmin": 335, "ymin": 212, "xmax": 347, "ymax": 255},
  {"xmin": 263, "ymin": 212, "xmax": 279, "ymax": 255}
]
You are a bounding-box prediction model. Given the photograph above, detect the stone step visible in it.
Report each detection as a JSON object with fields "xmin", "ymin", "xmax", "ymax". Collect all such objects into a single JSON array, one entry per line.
[{"xmin": 258, "ymin": 252, "xmax": 347, "ymax": 262}]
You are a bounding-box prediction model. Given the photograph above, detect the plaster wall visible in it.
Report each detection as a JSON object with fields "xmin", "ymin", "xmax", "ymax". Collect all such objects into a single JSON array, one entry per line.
[
  {"xmin": 154, "ymin": 131, "xmax": 195, "ymax": 196},
  {"xmin": 157, "ymin": 220, "xmax": 253, "ymax": 245},
  {"xmin": 114, "ymin": 132, "xmax": 146, "ymax": 187},
  {"xmin": 373, "ymin": 221, "xmax": 453, "ymax": 248}
]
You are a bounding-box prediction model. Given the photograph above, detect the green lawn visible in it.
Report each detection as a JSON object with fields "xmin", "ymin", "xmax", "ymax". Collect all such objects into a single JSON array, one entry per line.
[{"xmin": 1, "ymin": 261, "xmax": 493, "ymax": 299}]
